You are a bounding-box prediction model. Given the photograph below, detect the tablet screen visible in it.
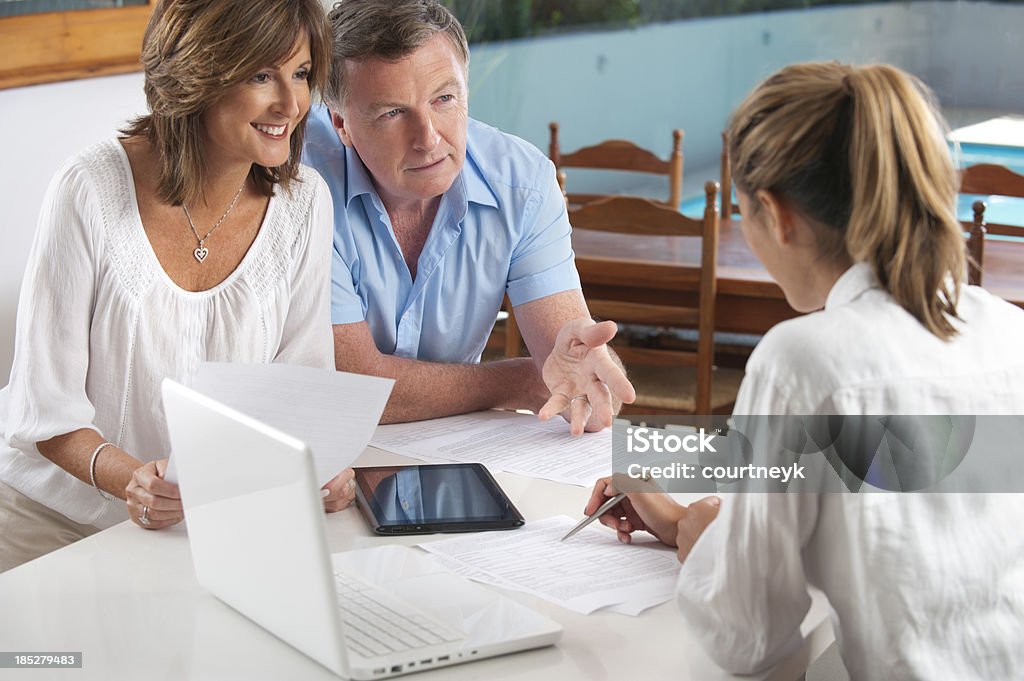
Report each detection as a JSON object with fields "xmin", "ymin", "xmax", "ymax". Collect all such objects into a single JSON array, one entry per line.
[{"xmin": 353, "ymin": 463, "xmax": 524, "ymax": 533}]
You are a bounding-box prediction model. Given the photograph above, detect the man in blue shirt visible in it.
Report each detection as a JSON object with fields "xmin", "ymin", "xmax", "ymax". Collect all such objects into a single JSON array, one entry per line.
[{"xmin": 304, "ymin": 0, "xmax": 634, "ymax": 435}]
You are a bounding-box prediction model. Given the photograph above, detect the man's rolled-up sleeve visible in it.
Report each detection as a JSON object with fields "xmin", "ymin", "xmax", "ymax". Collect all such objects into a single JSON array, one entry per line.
[
  {"xmin": 331, "ymin": 224, "xmax": 367, "ymax": 325},
  {"xmin": 506, "ymin": 157, "xmax": 581, "ymax": 307}
]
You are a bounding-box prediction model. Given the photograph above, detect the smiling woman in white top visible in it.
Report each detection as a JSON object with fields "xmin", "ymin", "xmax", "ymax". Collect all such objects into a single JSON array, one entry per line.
[
  {"xmin": 585, "ymin": 62, "xmax": 1024, "ymax": 679},
  {"xmin": 0, "ymin": 0, "xmax": 352, "ymax": 572}
]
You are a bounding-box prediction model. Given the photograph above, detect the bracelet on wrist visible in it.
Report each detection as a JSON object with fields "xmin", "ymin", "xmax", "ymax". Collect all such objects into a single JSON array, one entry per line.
[{"xmin": 89, "ymin": 441, "xmax": 115, "ymax": 501}]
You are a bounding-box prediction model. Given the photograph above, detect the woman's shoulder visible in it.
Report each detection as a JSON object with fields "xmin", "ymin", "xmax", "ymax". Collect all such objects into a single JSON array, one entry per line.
[
  {"xmin": 743, "ymin": 289, "xmax": 910, "ymax": 404},
  {"xmin": 39, "ymin": 139, "xmax": 131, "ymax": 237},
  {"xmin": 747, "ymin": 302, "xmax": 871, "ymax": 374},
  {"xmin": 953, "ymin": 284, "xmax": 1024, "ymax": 363},
  {"xmin": 296, "ymin": 163, "xmax": 330, "ymax": 195},
  {"xmin": 241, "ymin": 166, "xmax": 330, "ymax": 299},
  {"xmin": 44, "ymin": 139, "xmax": 118, "ymax": 196},
  {"xmin": 276, "ymin": 163, "xmax": 329, "ymax": 211},
  {"xmin": 58, "ymin": 139, "xmax": 129, "ymax": 187},
  {"xmin": 746, "ymin": 282, "xmax": 1024, "ymax": 409}
]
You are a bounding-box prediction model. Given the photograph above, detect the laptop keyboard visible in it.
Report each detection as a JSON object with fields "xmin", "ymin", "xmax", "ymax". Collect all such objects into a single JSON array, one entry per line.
[{"xmin": 334, "ymin": 570, "xmax": 463, "ymax": 658}]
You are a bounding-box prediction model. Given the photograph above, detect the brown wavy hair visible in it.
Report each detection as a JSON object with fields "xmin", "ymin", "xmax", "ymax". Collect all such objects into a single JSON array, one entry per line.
[
  {"xmin": 727, "ymin": 62, "xmax": 965, "ymax": 340},
  {"xmin": 121, "ymin": 0, "xmax": 331, "ymax": 206},
  {"xmin": 324, "ymin": 0, "xmax": 469, "ymax": 111}
]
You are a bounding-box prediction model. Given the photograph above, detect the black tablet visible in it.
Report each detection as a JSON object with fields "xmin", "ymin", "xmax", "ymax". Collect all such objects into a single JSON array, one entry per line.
[{"xmin": 352, "ymin": 463, "xmax": 525, "ymax": 535}]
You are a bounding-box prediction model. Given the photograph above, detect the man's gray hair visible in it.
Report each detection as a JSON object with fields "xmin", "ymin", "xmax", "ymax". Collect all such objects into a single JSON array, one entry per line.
[{"xmin": 325, "ymin": 0, "xmax": 470, "ymax": 110}]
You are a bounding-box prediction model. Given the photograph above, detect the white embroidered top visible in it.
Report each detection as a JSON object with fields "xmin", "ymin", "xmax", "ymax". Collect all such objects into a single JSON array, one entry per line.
[{"xmin": 0, "ymin": 140, "xmax": 334, "ymax": 529}]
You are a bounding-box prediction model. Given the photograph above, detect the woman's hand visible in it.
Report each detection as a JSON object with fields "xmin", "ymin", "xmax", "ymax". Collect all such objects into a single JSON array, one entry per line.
[
  {"xmin": 675, "ymin": 496, "xmax": 721, "ymax": 563},
  {"xmin": 126, "ymin": 459, "xmax": 183, "ymax": 530},
  {"xmin": 584, "ymin": 475, "xmax": 686, "ymax": 546},
  {"xmin": 321, "ymin": 468, "xmax": 357, "ymax": 513},
  {"xmin": 585, "ymin": 475, "xmax": 722, "ymax": 561}
]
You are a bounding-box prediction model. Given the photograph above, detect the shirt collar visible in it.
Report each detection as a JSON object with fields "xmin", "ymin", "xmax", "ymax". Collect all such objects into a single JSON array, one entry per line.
[
  {"xmin": 461, "ymin": 143, "xmax": 500, "ymax": 209},
  {"xmin": 825, "ymin": 261, "xmax": 881, "ymax": 310},
  {"xmin": 343, "ymin": 146, "xmax": 377, "ymax": 208}
]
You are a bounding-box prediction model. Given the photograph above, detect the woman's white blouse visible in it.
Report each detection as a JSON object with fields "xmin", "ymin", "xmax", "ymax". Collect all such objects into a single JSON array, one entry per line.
[
  {"xmin": 677, "ymin": 263, "xmax": 1024, "ymax": 680},
  {"xmin": 0, "ymin": 140, "xmax": 334, "ymax": 529}
]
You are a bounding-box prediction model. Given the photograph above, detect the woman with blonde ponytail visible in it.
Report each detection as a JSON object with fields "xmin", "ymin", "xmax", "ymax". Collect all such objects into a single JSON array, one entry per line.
[{"xmin": 584, "ymin": 62, "xmax": 1024, "ymax": 679}]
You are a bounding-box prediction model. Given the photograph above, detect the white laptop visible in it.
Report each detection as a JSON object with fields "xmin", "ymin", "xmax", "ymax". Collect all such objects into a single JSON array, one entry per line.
[{"xmin": 161, "ymin": 379, "xmax": 562, "ymax": 679}]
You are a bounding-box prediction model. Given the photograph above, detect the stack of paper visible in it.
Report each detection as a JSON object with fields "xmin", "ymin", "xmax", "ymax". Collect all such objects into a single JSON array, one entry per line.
[
  {"xmin": 420, "ymin": 516, "xmax": 681, "ymax": 616},
  {"xmin": 371, "ymin": 412, "xmax": 612, "ymax": 487}
]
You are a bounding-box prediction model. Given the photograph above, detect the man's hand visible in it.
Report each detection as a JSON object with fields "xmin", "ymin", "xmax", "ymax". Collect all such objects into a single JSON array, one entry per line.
[{"xmin": 537, "ymin": 318, "xmax": 636, "ymax": 435}]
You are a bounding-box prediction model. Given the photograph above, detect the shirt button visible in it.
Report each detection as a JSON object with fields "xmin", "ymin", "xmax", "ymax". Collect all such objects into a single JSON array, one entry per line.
[{"xmin": 401, "ymin": 501, "xmax": 410, "ymax": 511}]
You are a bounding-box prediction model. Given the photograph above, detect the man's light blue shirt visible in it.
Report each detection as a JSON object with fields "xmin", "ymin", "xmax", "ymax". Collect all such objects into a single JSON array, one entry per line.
[{"xmin": 303, "ymin": 104, "xmax": 580, "ymax": 363}]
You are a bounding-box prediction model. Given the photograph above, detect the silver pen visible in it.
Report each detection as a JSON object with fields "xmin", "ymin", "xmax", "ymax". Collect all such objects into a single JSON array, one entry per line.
[{"xmin": 560, "ymin": 492, "xmax": 626, "ymax": 541}]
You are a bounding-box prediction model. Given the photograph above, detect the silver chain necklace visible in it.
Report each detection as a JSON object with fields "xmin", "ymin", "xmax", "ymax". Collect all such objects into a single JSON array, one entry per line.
[{"xmin": 182, "ymin": 180, "xmax": 246, "ymax": 263}]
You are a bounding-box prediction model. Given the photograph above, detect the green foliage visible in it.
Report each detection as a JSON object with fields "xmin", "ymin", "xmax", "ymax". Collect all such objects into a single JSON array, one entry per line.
[
  {"xmin": 444, "ymin": 0, "xmax": 1022, "ymax": 43},
  {"xmin": 445, "ymin": 0, "xmax": 640, "ymax": 42}
]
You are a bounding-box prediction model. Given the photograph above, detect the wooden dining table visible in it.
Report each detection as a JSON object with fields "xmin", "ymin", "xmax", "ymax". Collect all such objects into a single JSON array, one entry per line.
[{"xmin": 572, "ymin": 216, "xmax": 1024, "ymax": 335}]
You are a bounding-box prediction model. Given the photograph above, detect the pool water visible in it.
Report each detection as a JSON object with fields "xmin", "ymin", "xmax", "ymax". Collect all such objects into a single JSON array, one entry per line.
[{"xmin": 681, "ymin": 141, "xmax": 1024, "ymax": 233}]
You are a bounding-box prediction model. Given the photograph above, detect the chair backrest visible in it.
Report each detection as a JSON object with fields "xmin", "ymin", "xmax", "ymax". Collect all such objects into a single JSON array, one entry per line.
[
  {"xmin": 569, "ymin": 182, "xmax": 720, "ymax": 414},
  {"xmin": 719, "ymin": 131, "xmax": 741, "ymax": 216},
  {"xmin": 960, "ymin": 163, "xmax": 1024, "ymax": 287},
  {"xmin": 549, "ymin": 121, "xmax": 684, "ymax": 210},
  {"xmin": 960, "ymin": 163, "xmax": 1024, "ymax": 236},
  {"xmin": 965, "ymin": 200, "xmax": 986, "ymax": 286}
]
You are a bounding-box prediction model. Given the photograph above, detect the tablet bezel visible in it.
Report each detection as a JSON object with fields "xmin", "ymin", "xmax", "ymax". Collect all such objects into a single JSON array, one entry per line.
[{"xmin": 352, "ymin": 462, "xmax": 526, "ymax": 535}]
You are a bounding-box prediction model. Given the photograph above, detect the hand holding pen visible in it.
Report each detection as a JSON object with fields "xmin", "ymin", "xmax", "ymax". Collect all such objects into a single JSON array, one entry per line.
[{"xmin": 569, "ymin": 475, "xmax": 720, "ymax": 555}]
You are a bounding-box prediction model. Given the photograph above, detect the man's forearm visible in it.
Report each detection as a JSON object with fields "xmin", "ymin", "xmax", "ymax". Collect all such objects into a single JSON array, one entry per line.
[{"xmin": 362, "ymin": 355, "xmax": 548, "ymax": 424}]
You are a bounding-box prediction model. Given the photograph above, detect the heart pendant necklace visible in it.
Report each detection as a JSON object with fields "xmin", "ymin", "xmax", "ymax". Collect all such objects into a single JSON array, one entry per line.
[{"xmin": 182, "ymin": 180, "xmax": 246, "ymax": 264}]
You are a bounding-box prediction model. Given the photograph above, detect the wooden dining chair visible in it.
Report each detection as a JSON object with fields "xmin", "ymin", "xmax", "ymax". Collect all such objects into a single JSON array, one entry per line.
[
  {"xmin": 719, "ymin": 131, "xmax": 741, "ymax": 216},
  {"xmin": 960, "ymin": 163, "xmax": 1024, "ymax": 286},
  {"xmin": 548, "ymin": 121, "xmax": 684, "ymax": 210},
  {"xmin": 559, "ymin": 181, "xmax": 742, "ymax": 416},
  {"xmin": 965, "ymin": 200, "xmax": 986, "ymax": 287}
]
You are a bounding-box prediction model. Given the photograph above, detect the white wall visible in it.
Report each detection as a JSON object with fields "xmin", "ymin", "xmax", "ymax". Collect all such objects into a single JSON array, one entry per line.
[
  {"xmin": 0, "ymin": 73, "xmax": 147, "ymax": 384},
  {"xmin": 2, "ymin": 1, "xmax": 1023, "ymax": 380},
  {"xmin": 928, "ymin": 1, "xmax": 1024, "ymax": 111}
]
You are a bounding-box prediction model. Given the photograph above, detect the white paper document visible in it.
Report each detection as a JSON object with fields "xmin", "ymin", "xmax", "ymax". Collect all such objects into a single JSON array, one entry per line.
[
  {"xmin": 181, "ymin": 363, "xmax": 394, "ymax": 485},
  {"xmin": 420, "ymin": 516, "xmax": 681, "ymax": 615},
  {"xmin": 371, "ymin": 411, "xmax": 613, "ymax": 487}
]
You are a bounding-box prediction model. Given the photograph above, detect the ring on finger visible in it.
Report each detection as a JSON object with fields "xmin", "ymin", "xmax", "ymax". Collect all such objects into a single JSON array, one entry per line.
[
  {"xmin": 569, "ymin": 394, "xmax": 591, "ymax": 408},
  {"xmin": 140, "ymin": 505, "xmax": 151, "ymax": 526}
]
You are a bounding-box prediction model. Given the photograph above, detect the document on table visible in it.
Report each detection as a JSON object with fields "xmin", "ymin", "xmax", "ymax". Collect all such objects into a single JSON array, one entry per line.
[
  {"xmin": 168, "ymin": 363, "xmax": 393, "ymax": 485},
  {"xmin": 370, "ymin": 411, "xmax": 614, "ymax": 487},
  {"xmin": 419, "ymin": 516, "xmax": 681, "ymax": 615}
]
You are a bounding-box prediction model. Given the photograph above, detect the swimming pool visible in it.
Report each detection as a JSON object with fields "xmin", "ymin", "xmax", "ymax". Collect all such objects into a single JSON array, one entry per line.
[{"xmin": 680, "ymin": 141, "xmax": 1024, "ymax": 231}]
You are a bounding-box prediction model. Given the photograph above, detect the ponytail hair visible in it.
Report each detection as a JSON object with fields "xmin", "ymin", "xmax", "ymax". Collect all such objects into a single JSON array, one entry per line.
[{"xmin": 727, "ymin": 62, "xmax": 964, "ymax": 340}]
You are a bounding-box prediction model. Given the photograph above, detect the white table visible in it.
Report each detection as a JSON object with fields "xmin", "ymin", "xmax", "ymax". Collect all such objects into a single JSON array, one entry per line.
[{"xmin": 0, "ymin": 447, "xmax": 835, "ymax": 680}]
